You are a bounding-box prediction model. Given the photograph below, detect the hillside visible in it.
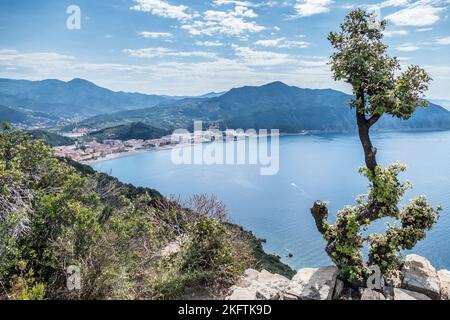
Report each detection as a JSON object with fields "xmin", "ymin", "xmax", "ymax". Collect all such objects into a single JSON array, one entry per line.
[
  {"xmin": 75, "ymin": 81, "xmax": 450, "ymax": 133},
  {"xmin": 87, "ymin": 122, "xmax": 169, "ymax": 142},
  {"xmin": 27, "ymin": 129, "xmax": 75, "ymax": 146},
  {"xmin": 0, "ymin": 125, "xmax": 293, "ymax": 300},
  {"xmin": 0, "ymin": 104, "xmax": 60, "ymax": 127},
  {"xmin": 0, "ymin": 105, "xmax": 28, "ymax": 123}
]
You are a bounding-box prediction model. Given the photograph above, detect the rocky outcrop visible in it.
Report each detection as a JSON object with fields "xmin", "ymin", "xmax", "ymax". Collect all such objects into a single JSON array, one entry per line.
[
  {"xmin": 226, "ymin": 254, "xmax": 450, "ymax": 300},
  {"xmin": 227, "ymin": 269, "xmax": 290, "ymax": 300},
  {"xmin": 394, "ymin": 288, "xmax": 432, "ymax": 300},
  {"xmin": 360, "ymin": 289, "xmax": 386, "ymax": 300},
  {"xmin": 402, "ymin": 254, "xmax": 441, "ymax": 300},
  {"xmin": 437, "ymin": 269, "xmax": 450, "ymax": 300},
  {"xmin": 283, "ymin": 266, "xmax": 338, "ymax": 300}
]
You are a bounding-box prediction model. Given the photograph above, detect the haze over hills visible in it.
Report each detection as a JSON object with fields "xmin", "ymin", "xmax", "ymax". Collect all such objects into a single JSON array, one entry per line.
[
  {"xmin": 75, "ymin": 81, "xmax": 450, "ymax": 134},
  {"xmin": 2, "ymin": 78, "xmax": 450, "ymax": 135},
  {"xmin": 0, "ymin": 78, "xmax": 174, "ymax": 122}
]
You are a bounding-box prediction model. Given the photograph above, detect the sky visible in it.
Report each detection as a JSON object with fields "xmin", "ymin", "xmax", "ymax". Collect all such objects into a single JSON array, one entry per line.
[{"xmin": 0, "ymin": 0, "xmax": 449, "ymax": 98}]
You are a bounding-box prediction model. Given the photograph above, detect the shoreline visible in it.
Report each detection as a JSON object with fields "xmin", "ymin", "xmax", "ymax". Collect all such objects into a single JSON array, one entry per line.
[
  {"xmin": 80, "ymin": 129, "xmax": 447, "ymax": 165},
  {"xmin": 81, "ymin": 144, "xmax": 177, "ymax": 165}
]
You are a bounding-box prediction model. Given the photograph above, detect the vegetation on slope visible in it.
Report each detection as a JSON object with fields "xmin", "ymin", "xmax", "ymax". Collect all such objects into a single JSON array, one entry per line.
[
  {"xmin": 0, "ymin": 122, "xmax": 293, "ymax": 300},
  {"xmin": 87, "ymin": 122, "xmax": 168, "ymax": 142},
  {"xmin": 27, "ymin": 130, "xmax": 75, "ymax": 147}
]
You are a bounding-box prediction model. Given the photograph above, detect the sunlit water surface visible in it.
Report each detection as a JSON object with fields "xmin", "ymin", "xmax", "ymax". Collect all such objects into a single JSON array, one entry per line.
[{"xmin": 92, "ymin": 131, "xmax": 450, "ymax": 270}]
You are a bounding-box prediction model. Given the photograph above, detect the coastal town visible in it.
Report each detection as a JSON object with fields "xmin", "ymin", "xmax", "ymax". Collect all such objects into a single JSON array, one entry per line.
[
  {"xmin": 53, "ymin": 126, "xmax": 253, "ymax": 163},
  {"xmin": 54, "ymin": 135, "xmax": 175, "ymax": 163}
]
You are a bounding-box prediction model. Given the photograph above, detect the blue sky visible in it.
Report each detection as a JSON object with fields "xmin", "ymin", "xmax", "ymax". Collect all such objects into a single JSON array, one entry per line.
[{"xmin": 0, "ymin": 0, "xmax": 449, "ymax": 98}]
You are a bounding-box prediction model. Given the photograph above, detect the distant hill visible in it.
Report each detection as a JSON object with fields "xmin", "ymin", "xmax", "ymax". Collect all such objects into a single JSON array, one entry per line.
[
  {"xmin": 27, "ymin": 129, "xmax": 75, "ymax": 147},
  {"xmin": 0, "ymin": 78, "xmax": 174, "ymax": 121},
  {"xmin": 88, "ymin": 122, "xmax": 169, "ymax": 142},
  {"xmin": 75, "ymin": 82, "xmax": 450, "ymax": 133},
  {"xmin": 0, "ymin": 104, "xmax": 28, "ymax": 123},
  {"xmin": 430, "ymin": 99, "xmax": 450, "ymax": 111},
  {"xmin": 0, "ymin": 104, "xmax": 60, "ymax": 126}
]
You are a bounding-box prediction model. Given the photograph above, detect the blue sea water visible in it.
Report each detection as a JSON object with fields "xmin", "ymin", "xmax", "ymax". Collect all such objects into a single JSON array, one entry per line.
[{"xmin": 92, "ymin": 131, "xmax": 450, "ymax": 271}]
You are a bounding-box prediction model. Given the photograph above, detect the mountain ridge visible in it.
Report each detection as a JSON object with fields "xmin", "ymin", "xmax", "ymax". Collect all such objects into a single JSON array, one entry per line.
[
  {"xmin": 73, "ymin": 81, "xmax": 450, "ymax": 133},
  {"xmin": 2, "ymin": 78, "xmax": 450, "ymax": 134}
]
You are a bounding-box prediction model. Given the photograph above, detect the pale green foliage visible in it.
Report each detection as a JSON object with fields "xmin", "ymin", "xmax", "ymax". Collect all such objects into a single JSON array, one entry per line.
[
  {"xmin": 359, "ymin": 162, "xmax": 411, "ymax": 217},
  {"xmin": 319, "ymin": 163, "xmax": 440, "ymax": 284},
  {"xmin": 313, "ymin": 9, "xmax": 440, "ymax": 287},
  {"xmin": 328, "ymin": 9, "xmax": 432, "ymax": 119}
]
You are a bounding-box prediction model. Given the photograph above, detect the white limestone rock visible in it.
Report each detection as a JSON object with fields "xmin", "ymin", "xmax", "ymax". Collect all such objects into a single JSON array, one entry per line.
[
  {"xmin": 437, "ymin": 269, "xmax": 450, "ymax": 300},
  {"xmin": 402, "ymin": 254, "xmax": 440, "ymax": 299},
  {"xmin": 360, "ymin": 288, "xmax": 386, "ymax": 300},
  {"xmin": 394, "ymin": 288, "xmax": 432, "ymax": 300},
  {"xmin": 283, "ymin": 266, "xmax": 338, "ymax": 300},
  {"xmin": 226, "ymin": 269, "xmax": 289, "ymax": 300}
]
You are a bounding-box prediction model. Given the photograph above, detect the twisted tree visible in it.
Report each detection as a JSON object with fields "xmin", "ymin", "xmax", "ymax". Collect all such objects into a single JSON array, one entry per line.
[{"xmin": 310, "ymin": 9, "xmax": 441, "ymax": 286}]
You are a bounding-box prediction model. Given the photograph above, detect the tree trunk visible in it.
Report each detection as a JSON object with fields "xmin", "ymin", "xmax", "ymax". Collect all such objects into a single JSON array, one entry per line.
[{"xmin": 356, "ymin": 109, "xmax": 377, "ymax": 172}]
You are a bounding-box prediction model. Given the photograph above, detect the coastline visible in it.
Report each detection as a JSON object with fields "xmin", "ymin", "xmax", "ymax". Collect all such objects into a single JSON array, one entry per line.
[
  {"xmin": 81, "ymin": 144, "xmax": 177, "ymax": 165},
  {"xmin": 80, "ymin": 132, "xmax": 309, "ymax": 165}
]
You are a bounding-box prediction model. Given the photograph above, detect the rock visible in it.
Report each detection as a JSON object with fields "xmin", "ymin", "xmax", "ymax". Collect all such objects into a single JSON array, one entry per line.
[
  {"xmin": 333, "ymin": 279, "xmax": 344, "ymax": 300},
  {"xmin": 402, "ymin": 254, "xmax": 440, "ymax": 299},
  {"xmin": 160, "ymin": 235, "xmax": 188, "ymax": 257},
  {"xmin": 360, "ymin": 288, "xmax": 386, "ymax": 300},
  {"xmin": 283, "ymin": 266, "xmax": 338, "ymax": 300},
  {"xmin": 382, "ymin": 285, "xmax": 395, "ymax": 300},
  {"xmin": 437, "ymin": 269, "xmax": 450, "ymax": 300},
  {"xmin": 394, "ymin": 288, "xmax": 432, "ymax": 300},
  {"xmin": 226, "ymin": 269, "xmax": 290, "ymax": 300},
  {"xmin": 227, "ymin": 287, "xmax": 258, "ymax": 300},
  {"xmin": 255, "ymin": 270, "xmax": 290, "ymax": 300}
]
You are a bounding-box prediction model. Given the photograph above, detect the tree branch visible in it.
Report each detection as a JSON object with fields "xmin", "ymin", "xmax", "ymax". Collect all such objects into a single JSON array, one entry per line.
[
  {"xmin": 310, "ymin": 201, "xmax": 329, "ymax": 234},
  {"xmin": 367, "ymin": 114, "xmax": 381, "ymax": 127}
]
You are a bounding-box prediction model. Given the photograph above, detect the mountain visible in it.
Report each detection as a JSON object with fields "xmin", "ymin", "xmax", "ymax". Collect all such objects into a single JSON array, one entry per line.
[
  {"xmin": 196, "ymin": 91, "xmax": 226, "ymax": 99},
  {"xmin": 75, "ymin": 81, "xmax": 450, "ymax": 133},
  {"xmin": 430, "ymin": 99, "xmax": 450, "ymax": 111},
  {"xmin": 87, "ymin": 122, "xmax": 169, "ymax": 142},
  {"xmin": 0, "ymin": 78, "xmax": 174, "ymax": 121}
]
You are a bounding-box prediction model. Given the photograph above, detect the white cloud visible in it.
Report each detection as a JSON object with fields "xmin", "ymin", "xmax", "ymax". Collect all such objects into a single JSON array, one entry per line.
[
  {"xmin": 0, "ymin": 49, "xmax": 74, "ymax": 68},
  {"xmin": 212, "ymin": 0, "xmax": 277, "ymax": 8},
  {"xmin": 123, "ymin": 47, "xmax": 218, "ymax": 59},
  {"xmin": 139, "ymin": 31, "xmax": 173, "ymax": 39},
  {"xmin": 195, "ymin": 41, "xmax": 225, "ymax": 47},
  {"xmin": 0, "ymin": 48, "xmax": 347, "ymax": 96},
  {"xmin": 255, "ymin": 37, "xmax": 310, "ymax": 48},
  {"xmin": 232, "ymin": 45, "xmax": 295, "ymax": 66},
  {"xmin": 386, "ymin": 4, "xmax": 446, "ymax": 26},
  {"xmin": 181, "ymin": 6, "xmax": 265, "ymax": 36},
  {"xmin": 130, "ymin": 0, "xmax": 192, "ymax": 21},
  {"xmin": 368, "ymin": 0, "xmax": 410, "ymax": 11},
  {"xmin": 416, "ymin": 27, "xmax": 433, "ymax": 32},
  {"xmin": 435, "ymin": 36, "xmax": 450, "ymax": 44},
  {"xmin": 255, "ymin": 38, "xmax": 284, "ymax": 46},
  {"xmin": 383, "ymin": 29, "xmax": 409, "ymax": 37},
  {"xmin": 396, "ymin": 43, "xmax": 421, "ymax": 51},
  {"xmin": 213, "ymin": 0, "xmax": 256, "ymax": 6},
  {"xmin": 292, "ymin": 0, "xmax": 335, "ymax": 18}
]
